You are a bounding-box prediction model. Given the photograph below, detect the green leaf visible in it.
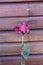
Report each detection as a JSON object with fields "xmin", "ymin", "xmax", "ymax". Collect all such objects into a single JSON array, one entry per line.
[
  {"xmin": 21, "ymin": 44, "xmax": 29, "ymax": 59},
  {"xmin": 21, "ymin": 62, "xmax": 25, "ymax": 65}
]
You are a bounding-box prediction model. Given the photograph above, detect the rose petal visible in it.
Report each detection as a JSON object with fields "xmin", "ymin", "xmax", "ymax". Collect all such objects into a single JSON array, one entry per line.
[
  {"xmin": 14, "ymin": 26, "xmax": 21, "ymax": 34},
  {"xmin": 20, "ymin": 22, "xmax": 29, "ymax": 33}
]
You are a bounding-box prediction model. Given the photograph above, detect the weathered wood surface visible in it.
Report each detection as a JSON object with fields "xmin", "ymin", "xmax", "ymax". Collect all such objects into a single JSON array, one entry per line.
[
  {"xmin": 0, "ymin": 42, "xmax": 43, "ymax": 55},
  {"xmin": 0, "ymin": 3, "xmax": 43, "ymax": 17},
  {"xmin": 0, "ymin": 0, "xmax": 43, "ymax": 65},
  {"xmin": 0, "ymin": 17, "xmax": 43, "ymax": 30},
  {"xmin": 0, "ymin": 30, "xmax": 43, "ymax": 42},
  {"xmin": 0, "ymin": 0, "xmax": 42, "ymax": 2},
  {"xmin": 1, "ymin": 55, "xmax": 43, "ymax": 65}
]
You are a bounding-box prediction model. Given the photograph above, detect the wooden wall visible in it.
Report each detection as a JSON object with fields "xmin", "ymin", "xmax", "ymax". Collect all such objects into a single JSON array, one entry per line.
[{"xmin": 0, "ymin": 0, "xmax": 43, "ymax": 65}]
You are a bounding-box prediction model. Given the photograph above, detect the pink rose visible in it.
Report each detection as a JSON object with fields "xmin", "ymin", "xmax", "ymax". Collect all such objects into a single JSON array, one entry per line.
[
  {"xmin": 14, "ymin": 22, "xmax": 30, "ymax": 34},
  {"xmin": 20, "ymin": 22, "xmax": 29, "ymax": 33},
  {"xmin": 14, "ymin": 26, "xmax": 21, "ymax": 34}
]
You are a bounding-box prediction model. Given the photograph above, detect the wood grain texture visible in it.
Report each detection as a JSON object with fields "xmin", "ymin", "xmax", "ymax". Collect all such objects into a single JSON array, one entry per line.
[
  {"xmin": 0, "ymin": 3, "xmax": 43, "ymax": 17},
  {"xmin": 0, "ymin": 0, "xmax": 43, "ymax": 65},
  {"xmin": 1, "ymin": 55, "xmax": 43, "ymax": 65},
  {"xmin": 0, "ymin": 0, "xmax": 42, "ymax": 2},
  {"xmin": 0, "ymin": 30, "xmax": 43, "ymax": 42},
  {"xmin": 0, "ymin": 17, "xmax": 43, "ymax": 30},
  {"xmin": 0, "ymin": 42, "xmax": 43, "ymax": 55}
]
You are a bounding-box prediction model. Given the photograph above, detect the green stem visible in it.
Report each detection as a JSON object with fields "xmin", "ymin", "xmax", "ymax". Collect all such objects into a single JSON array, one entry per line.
[
  {"xmin": 21, "ymin": 34, "xmax": 25, "ymax": 65},
  {"xmin": 21, "ymin": 56, "xmax": 25, "ymax": 65},
  {"xmin": 22, "ymin": 34, "xmax": 24, "ymax": 47}
]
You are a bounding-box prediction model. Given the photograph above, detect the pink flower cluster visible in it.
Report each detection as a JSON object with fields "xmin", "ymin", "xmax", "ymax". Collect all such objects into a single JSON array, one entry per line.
[{"xmin": 14, "ymin": 22, "xmax": 30, "ymax": 34}]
